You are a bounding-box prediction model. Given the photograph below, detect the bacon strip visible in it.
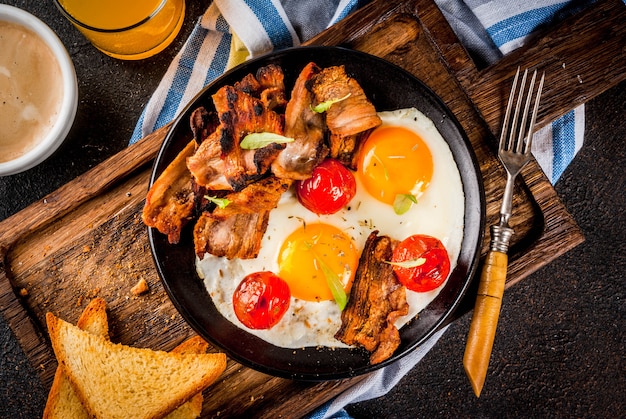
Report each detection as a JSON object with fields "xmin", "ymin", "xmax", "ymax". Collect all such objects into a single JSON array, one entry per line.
[
  {"xmin": 142, "ymin": 140, "xmax": 197, "ymax": 244},
  {"xmin": 194, "ymin": 211, "xmax": 270, "ymax": 259},
  {"xmin": 189, "ymin": 106, "xmax": 219, "ymax": 145},
  {"xmin": 309, "ymin": 65, "xmax": 381, "ymax": 137},
  {"xmin": 335, "ymin": 232, "xmax": 408, "ymax": 364},
  {"xmin": 193, "ymin": 176, "xmax": 290, "ymax": 259},
  {"xmin": 187, "ymin": 65, "xmax": 288, "ymax": 192},
  {"xmin": 255, "ymin": 64, "xmax": 287, "ymax": 112},
  {"xmin": 309, "ymin": 65, "xmax": 381, "ymax": 168},
  {"xmin": 211, "ymin": 176, "xmax": 291, "ymax": 218},
  {"xmin": 212, "ymin": 85, "xmax": 285, "ymax": 191},
  {"xmin": 186, "ymin": 130, "xmax": 230, "ymax": 190},
  {"xmin": 271, "ymin": 62, "xmax": 329, "ymax": 180}
]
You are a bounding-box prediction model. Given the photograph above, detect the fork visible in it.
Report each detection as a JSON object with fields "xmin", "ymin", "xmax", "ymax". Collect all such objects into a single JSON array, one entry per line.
[{"xmin": 463, "ymin": 67, "xmax": 545, "ymax": 397}]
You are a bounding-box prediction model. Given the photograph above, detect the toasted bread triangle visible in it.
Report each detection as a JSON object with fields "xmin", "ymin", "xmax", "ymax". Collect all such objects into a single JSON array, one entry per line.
[
  {"xmin": 44, "ymin": 300, "xmax": 210, "ymax": 419},
  {"xmin": 165, "ymin": 336, "xmax": 209, "ymax": 419},
  {"xmin": 44, "ymin": 298, "xmax": 109, "ymax": 419},
  {"xmin": 46, "ymin": 312, "xmax": 226, "ymax": 419}
]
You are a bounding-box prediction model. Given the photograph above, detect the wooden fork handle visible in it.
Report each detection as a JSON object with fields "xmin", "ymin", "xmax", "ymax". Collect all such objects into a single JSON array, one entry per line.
[{"xmin": 463, "ymin": 250, "xmax": 508, "ymax": 397}]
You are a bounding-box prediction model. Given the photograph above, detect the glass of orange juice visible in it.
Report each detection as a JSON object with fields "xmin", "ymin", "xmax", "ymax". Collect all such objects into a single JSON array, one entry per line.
[{"xmin": 53, "ymin": 0, "xmax": 185, "ymax": 60}]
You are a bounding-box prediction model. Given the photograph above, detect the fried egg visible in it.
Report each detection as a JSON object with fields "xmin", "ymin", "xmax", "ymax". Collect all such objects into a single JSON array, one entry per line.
[{"xmin": 197, "ymin": 107, "xmax": 465, "ymax": 349}]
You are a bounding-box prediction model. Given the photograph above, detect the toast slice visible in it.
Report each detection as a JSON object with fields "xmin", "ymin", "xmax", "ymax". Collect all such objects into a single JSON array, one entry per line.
[
  {"xmin": 43, "ymin": 298, "xmax": 109, "ymax": 419},
  {"xmin": 46, "ymin": 311, "xmax": 226, "ymax": 419},
  {"xmin": 163, "ymin": 336, "xmax": 209, "ymax": 419},
  {"xmin": 44, "ymin": 300, "xmax": 211, "ymax": 419}
]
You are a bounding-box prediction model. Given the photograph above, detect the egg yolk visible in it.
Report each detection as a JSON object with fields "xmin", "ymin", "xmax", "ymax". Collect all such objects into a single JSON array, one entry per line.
[
  {"xmin": 357, "ymin": 125, "xmax": 433, "ymax": 205},
  {"xmin": 277, "ymin": 223, "xmax": 358, "ymax": 302}
]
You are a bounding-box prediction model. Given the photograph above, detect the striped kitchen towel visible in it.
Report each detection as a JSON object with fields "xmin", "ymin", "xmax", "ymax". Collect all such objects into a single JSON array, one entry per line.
[{"xmin": 436, "ymin": 0, "xmax": 594, "ymax": 183}]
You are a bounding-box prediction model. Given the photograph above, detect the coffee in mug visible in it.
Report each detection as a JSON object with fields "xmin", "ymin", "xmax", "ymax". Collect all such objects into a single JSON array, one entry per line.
[{"xmin": 0, "ymin": 20, "xmax": 64, "ymax": 163}]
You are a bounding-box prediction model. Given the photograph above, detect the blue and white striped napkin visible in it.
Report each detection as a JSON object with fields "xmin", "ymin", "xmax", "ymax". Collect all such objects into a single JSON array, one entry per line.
[
  {"xmin": 130, "ymin": 1, "xmax": 593, "ymax": 417},
  {"xmin": 436, "ymin": 0, "xmax": 592, "ymax": 183}
]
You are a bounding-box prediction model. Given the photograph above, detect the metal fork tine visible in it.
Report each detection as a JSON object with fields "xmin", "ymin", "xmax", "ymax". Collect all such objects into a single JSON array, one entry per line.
[
  {"xmin": 523, "ymin": 71, "xmax": 545, "ymax": 154},
  {"xmin": 517, "ymin": 69, "xmax": 537, "ymax": 153},
  {"xmin": 509, "ymin": 68, "xmax": 528, "ymax": 151},
  {"xmin": 499, "ymin": 67, "xmax": 520, "ymax": 152}
]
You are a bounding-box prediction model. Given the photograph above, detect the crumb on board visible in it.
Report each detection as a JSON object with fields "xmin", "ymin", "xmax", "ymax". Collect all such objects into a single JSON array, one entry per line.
[
  {"xmin": 19, "ymin": 288, "xmax": 28, "ymax": 297},
  {"xmin": 131, "ymin": 278, "xmax": 149, "ymax": 296}
]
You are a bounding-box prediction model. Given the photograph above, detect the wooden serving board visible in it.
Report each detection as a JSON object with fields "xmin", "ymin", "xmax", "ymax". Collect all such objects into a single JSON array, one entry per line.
[{"xmin": 1, "ymin": 0, "xmax": 623, "ymax": 417}]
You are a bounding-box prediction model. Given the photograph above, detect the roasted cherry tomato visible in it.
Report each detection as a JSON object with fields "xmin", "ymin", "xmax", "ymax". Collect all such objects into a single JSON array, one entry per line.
[
  {"xmin": 233, "ymin": 271, "xmax": 291, "ymax": 330},
  {"xmin": 391, "ymin": 235, "xmax": 450, "ymax": 292},
  {"xmin": 296, "ymin": 158, "xmax": 356, "ymax": 215}
]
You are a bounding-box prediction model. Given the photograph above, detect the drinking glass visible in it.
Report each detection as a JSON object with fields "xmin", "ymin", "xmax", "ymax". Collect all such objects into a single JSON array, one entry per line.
[{"xmin": 54, "ymin": 0, "xmax": 185, "ymax": 60}]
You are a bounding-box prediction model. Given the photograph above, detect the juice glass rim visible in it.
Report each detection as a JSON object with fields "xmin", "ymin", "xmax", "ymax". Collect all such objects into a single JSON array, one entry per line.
[{"xmin": 53, "ymin": 0, "xmax": 167, "ymax": 33}]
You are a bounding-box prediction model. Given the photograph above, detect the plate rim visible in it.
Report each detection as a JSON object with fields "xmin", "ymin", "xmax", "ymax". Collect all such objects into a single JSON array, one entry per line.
[{"xmin": 147, "ymin": 45, "xmax": 486, "ymax": 381}]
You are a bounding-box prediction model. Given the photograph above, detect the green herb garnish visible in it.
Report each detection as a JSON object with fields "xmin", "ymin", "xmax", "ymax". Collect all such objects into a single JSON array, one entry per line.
[
  {"xmin": 304, "ymin": 240, "xmax": 349, "ymax": 310},
  {"xmin": 311, "ymin": 93, "xmax": 352, "ymax": 113},
  {"xmin": 393, "ymin": 194, "xmax": 417, "ymax": 215},
  {"xmin": 204, "ymin": 195, "xmax": 231, "ymax": 209},
  {"xmin": 240, "ymin": 132, "xmax": 294, "ymax": 149},
  {"xmin": 317, "ymin": 258, "xmax": 348, "ymax": 310}
]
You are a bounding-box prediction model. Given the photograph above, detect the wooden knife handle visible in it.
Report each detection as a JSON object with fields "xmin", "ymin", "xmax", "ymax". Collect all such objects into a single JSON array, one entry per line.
[{"xmin": 463, "ymin": 250, "xmax": 508, "ymax": 397}]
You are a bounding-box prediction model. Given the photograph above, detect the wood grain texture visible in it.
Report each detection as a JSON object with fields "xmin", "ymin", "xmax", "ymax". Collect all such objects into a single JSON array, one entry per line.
[{"xmin": 2, "ymin": 0, "xmax": 622, "ymax": 416}]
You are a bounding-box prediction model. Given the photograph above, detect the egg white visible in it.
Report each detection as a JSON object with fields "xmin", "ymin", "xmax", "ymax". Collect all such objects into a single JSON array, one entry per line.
[{"xmin": 197, "ymin": 107, "xmax": 465, "ymax": 349}]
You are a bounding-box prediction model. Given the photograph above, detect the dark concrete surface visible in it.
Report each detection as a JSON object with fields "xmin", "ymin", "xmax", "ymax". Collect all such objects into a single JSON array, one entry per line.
[{"xmin": 1, "ymin": 1, "xmax": 624, "ymax": 418}]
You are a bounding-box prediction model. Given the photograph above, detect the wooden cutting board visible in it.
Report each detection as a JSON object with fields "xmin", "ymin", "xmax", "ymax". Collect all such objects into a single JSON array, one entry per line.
[{"xmin": 1, "ymin": 0, "xmax": 623, "ymax": 417}]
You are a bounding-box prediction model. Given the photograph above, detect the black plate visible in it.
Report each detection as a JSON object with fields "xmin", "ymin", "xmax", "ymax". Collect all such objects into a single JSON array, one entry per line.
[{"xmin": 148, "ymin": 46, "xmax": 485, "ymax": 381}]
